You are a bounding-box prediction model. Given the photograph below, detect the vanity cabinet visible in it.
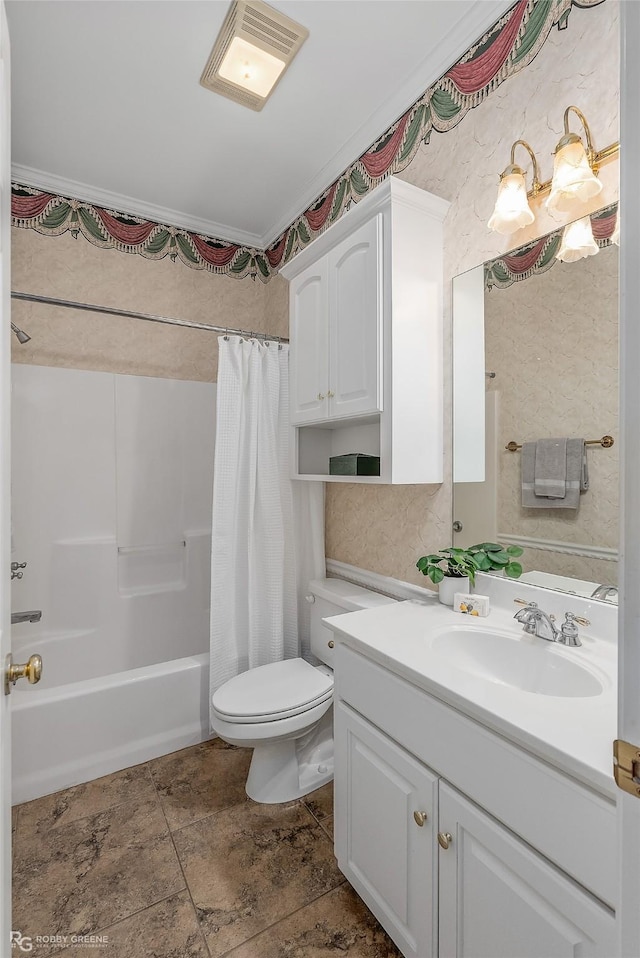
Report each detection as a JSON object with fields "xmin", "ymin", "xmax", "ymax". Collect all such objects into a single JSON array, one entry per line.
[
  {"xmin": 438, "ymin": 784, "xmax": 614, "ymax": 958},
  {"xmin": 335, "ymin": 702, "xmax": 438, "ymax": 958},
  {"xmin": 334, "ymin": 643, "xmax": 617, "ymax": 958},
  {"xmin": 281, "ymin": 178, "xmax": 449, "ymax": 483}
]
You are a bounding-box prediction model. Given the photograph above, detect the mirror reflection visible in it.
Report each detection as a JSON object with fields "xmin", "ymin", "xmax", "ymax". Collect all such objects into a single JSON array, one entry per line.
[{"xmin": 452, "ymin": 207, "xmax": 618, "ymax": 602}]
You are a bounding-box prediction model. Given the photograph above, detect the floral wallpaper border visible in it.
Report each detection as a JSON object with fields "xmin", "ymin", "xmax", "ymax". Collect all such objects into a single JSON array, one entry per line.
[
  {"xmin": 484, "ymin": 203, "xmax": 618, "ymax": 289},
  {"xmin": 11, "ymin": 0, "xmax": 604, "ymax": 283}
]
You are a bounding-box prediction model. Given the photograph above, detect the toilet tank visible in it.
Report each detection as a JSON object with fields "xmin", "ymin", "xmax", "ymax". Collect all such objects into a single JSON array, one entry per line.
[{"xmin": 307, "ymin": 578, "xmax": 396, "ymax": 668}]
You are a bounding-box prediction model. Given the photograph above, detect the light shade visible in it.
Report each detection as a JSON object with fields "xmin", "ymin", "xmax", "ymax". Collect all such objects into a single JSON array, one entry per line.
[
  {"xmin": 218, "ymin": 36, "xmax": 286, "ymax": 99},
  {"xmin": 611, "ymin": 212, "xmax": 620, "ymax": 246},
  {"xmin": 547, "ymin": 136, "xmax": 603, "ymax": 213},
  {"xmin": 487, "ymin": 169, "xmax": 535, "ymax": 235},
  {"xmin": 556, "ymin": 216, "xmax": 599, "ymax": 263}
]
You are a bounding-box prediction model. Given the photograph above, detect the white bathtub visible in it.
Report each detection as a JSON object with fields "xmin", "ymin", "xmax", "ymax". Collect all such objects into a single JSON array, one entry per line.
[{"xmin": 12, "ymin": 652, "xmax": 211, "ymax": 805}]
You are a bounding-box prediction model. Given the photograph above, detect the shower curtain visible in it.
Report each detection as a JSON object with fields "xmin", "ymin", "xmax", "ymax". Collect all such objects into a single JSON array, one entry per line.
[{"xmin": 209, "ymin": 336, "xmax": 325, "ymax": 702}]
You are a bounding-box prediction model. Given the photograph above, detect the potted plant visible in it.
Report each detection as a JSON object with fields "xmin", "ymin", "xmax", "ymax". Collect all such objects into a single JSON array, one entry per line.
[{"xmin": 416, "ymin": 542, "xmax": 523, "ymax": 605}]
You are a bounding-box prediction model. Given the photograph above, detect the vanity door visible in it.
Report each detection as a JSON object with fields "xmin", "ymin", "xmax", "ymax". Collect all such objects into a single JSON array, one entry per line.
[
  {"xmin": 334, "ymin": 701, "xmax": 438, "ymax": 958},
  {"xmin": 437, "ymin": 783, "xmax": 615, "ymax": 958}
]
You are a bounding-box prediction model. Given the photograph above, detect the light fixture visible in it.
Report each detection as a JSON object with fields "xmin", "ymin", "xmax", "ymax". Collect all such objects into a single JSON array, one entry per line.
[
  {"xmin": 200, "ymin": 0, "xmax": 308, "ymax": 112},
  {"xmin": 488, "ymin": 106, "xmax": 619, "ymax": 236},
  {"xmin": 556, "ymin": 216, "xmax": 599, "ymax": 263},
  {"xmin": 547, "ymin": 107, "xmax": 604, "ymax": 213},
  {"xmin": 487, "ymin": 140, "xmax": 539, "ymax": 235}
]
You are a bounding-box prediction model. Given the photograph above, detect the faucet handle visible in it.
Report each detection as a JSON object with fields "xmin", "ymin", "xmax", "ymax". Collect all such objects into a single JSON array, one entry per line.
[
  {"xmin": 559, "ymin": 612, "xmax": 582, "ymax": 647},
  {"xmin": 10, "ymin": 561, "xmax": 27, "ymax": 581}
]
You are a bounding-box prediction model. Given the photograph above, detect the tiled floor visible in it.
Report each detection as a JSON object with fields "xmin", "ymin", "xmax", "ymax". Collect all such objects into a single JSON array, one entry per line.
[{"xmin": 12, "ymin": 739, "xmax": 401, "ymax": 957}]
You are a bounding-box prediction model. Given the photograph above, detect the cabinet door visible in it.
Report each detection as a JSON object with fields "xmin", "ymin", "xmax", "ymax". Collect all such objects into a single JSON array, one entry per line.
[
  {"xmin": 438, "ymin": 784, "xmax": 615, "ymax": 958},
  {"xmin": 334, "ymin": 702, "xmax": 438, "ymax": 958},
  {"xmin": 329, "ymin": 214, "xmax": 382, "ymax": 420},
  {"xmin": 289, "ymin": 258, "xmax": 329, "ymax": 424}
]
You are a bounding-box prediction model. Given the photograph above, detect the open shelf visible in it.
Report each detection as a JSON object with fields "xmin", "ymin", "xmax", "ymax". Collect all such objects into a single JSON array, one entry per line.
[{"xmin": 294, "ymin": 417, "xmax": 383, "ymax": 481}]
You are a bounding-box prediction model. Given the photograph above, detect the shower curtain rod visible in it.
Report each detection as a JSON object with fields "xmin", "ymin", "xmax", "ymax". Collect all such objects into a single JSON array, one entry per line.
[{"xmin": 10, "ymin": 291, "xmax": 290, "ymax": 343}]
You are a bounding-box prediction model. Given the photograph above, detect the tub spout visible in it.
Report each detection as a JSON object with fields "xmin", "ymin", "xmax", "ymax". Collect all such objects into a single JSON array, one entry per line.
[{"xmin": 11, "ymin": 610, "xmax": 42, "ymax": 625}]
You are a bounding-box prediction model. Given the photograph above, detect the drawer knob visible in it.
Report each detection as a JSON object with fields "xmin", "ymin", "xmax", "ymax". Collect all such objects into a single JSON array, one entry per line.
[
  {"xmin": 413, "ymin": 810, "xmax": 428, "ymax": 827},
  {"xmin": 328, "ymin": 640, "xmax": 335, "ymax": 649},
  {"xmin": 317, "ymin": 392, "xmax": 325, "ymax": 401},
  {"xmin": 438, "ymin": 831, "xmax": 453, "ymax": 850}
]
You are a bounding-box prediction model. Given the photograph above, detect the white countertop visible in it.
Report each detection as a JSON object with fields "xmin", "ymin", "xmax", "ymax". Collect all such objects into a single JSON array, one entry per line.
[{"xmin": 326, "ymin": 593, "xmax": 618, "ymax": 799}]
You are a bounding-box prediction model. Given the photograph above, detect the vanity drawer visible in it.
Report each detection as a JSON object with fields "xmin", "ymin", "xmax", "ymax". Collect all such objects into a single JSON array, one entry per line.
[{"xmin": 335, "ymin": 643, "xmax": 617, "ymax": 909}]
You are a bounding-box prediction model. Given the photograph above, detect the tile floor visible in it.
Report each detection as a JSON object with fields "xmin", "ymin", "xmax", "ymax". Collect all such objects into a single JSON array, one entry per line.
[{"xmin": 12, "ymin": 739, "xmax": 402, "ymax": 957}]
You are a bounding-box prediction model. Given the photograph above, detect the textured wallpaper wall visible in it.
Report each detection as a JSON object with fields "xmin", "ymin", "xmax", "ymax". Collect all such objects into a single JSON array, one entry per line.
[
  {"xmin": 11, "ymin": 228, "xmax": 286, "ymax": 381},
  {"xmin": 323, "ymin": 0, "xmax": 620, "ymax": 588}
]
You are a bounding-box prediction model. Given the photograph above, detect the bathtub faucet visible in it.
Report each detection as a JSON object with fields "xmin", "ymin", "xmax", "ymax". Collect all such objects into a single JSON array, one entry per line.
[{"xmin": 11, "ymin": 610, "xmax": 42, "ymax": 625}]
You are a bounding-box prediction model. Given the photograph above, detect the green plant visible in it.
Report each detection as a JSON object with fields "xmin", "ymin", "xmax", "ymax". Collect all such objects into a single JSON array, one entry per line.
[{"xmin": 416, "ymin": 542, "xmax": 523, "ymax": 587}]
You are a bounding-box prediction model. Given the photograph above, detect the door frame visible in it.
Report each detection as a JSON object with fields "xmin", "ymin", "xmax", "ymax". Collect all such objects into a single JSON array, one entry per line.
[
  {"xmin": 617, "ymin": 3, "xmax": 640, "ymax": 955},
  {"xmin": 0, "ymin": 0, "xmax": 11, "ymax": 948}
]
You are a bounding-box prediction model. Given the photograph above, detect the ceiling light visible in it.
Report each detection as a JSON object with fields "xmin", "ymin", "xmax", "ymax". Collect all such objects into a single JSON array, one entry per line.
[
  {"xmin": 556, "ymin": 216, "xmax": 599, "ymax": 263},
  {"xmin": 200, "ymin": 0, "xmax": 308, "ymax": 112}
]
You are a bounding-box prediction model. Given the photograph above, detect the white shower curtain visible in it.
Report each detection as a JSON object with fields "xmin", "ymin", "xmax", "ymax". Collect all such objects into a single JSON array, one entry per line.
[{"xmin": 209, "ymin": 336, "xmax": 324, "ymax": 703}]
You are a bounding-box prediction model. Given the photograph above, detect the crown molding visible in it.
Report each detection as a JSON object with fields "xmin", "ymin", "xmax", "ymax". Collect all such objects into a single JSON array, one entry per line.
[
  {"xmin": 13, "ymin": 1, "xmax": 513, "ymax": 253},
  {"xmin": 260, "ymin": 0, "xmax": 514, "ymax": 248},
  {"xmin": 11, "ymin": 164, "xmax": 265, "ymax": 249}
]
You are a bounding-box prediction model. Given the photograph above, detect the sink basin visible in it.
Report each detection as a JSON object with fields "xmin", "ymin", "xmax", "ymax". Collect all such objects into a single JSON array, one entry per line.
[{"xmin": 431, "ymin": 627, "xmax": 605, "ymax": 698}]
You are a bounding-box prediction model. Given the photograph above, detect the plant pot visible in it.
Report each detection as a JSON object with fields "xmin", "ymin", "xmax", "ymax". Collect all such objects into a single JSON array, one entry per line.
[{"xmin": 439, "ymin": 575, "xmax": 470, "ymax": 606}]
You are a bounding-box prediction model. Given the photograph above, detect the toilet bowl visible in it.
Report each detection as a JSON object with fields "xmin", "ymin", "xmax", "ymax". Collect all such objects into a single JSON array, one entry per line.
[{"xmin": 210, "ymin": 577, "xmax": 396, "ymax": 803}]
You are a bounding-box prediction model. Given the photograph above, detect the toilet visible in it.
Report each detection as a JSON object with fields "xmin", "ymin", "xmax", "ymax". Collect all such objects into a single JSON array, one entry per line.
[{"xmin": 210, "ymin": 577, "xmax": 396, "ymax": 803}]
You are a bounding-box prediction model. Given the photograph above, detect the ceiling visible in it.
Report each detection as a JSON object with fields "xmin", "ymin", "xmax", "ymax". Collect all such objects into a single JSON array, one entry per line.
[{"xmin": 7, "ymin": 0, "xmax": 513, "ymax": 248}]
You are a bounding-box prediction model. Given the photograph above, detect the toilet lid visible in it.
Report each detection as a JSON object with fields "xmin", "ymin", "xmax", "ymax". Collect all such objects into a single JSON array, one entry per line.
[{"xmin": 211, "ymin": 658, "xmax": 333, "ymax": 723}]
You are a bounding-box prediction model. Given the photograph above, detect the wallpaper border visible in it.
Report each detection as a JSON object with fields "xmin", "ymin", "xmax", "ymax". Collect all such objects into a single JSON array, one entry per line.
[
  {"xmin": 11, "ymin": 0, "xmax": 604, "ymax": 283},
  {"xmin": 485, "ymin": 202, "xmax": 618, "ymax": 289}
]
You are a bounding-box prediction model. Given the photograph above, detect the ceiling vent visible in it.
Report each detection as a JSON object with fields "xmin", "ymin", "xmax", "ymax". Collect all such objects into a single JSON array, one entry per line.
[{"xmin": 200, "ymin": 0, "xmax": 309, "ymax": 112}]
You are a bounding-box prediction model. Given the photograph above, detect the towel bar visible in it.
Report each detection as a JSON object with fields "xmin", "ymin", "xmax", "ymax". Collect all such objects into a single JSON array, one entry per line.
[{"xmin": 506, "ymin": 435, "xmax": 614, "ymax": 452}]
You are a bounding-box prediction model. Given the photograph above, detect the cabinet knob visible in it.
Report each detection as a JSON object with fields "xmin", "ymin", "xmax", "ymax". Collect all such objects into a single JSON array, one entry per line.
[
  {"xmin": 437, "ymin": 831, "xmax": 453, "ymax": 850},
  {"xmin": 413, "ymin": 810, "xmax": 428, "ymax": 827},
  {"xmin": 327, "ymin": 390, "xmax": 335, "ymax": 398},
  {"xmin": 317, "ymin": 392, "xmax": 325, "ymax": 401},
  {"xmin": 328, "ymin": 640, "xmax": 335, "ymax": 649}
]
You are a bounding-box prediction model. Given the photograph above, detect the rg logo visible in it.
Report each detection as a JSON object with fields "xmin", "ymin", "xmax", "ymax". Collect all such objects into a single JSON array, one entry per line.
[{"xmin": 10, "ymin": 931, "xmax": 33, "ymax": 952}]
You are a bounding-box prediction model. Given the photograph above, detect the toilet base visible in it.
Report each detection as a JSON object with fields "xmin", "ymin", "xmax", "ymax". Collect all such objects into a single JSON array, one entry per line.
[
  {"xmin": 245, "ymin": 709, "xmax": 334, "ymax": 804},
  {"xmin": 246, "ymin": 739, "xmax": 333, "ymax": 803}
]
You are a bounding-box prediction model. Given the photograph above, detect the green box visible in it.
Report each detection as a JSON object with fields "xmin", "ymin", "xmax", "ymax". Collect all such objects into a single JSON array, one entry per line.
[{"xmin": 329, "ymin": 453, "xmax": 380, "ymax": 477}]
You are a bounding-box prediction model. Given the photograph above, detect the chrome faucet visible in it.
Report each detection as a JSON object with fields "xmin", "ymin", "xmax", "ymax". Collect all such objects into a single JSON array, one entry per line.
[
  {"xmin": 514, "ymin": 601, "xmax": 559, "ymax": 642},
  {"xmin": 514, "ymin": 601, "xmax": 584, "ymax": 647},
  {"xmin": 11, "ymin": 610, "xmax": 42, "ymax": 625},
  {"xmin": 591, "ymin": 584, "xmax": 618, "ymax": 602}
]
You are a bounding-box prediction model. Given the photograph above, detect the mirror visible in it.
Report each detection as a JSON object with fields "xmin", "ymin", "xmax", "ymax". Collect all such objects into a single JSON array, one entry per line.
[{"xmin": 452, "ymin": 206, "xmax": 618, "ymax": 602}]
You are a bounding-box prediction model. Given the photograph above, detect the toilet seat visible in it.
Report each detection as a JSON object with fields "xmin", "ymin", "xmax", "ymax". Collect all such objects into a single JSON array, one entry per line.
[{"xmin": 211, "ymin": 657, "xmax": 333, "ymax": 724}]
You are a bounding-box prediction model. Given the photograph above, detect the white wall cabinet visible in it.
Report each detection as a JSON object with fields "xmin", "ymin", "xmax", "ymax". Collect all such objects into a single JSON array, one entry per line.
[
  {"xmin": 290, "ymin": 216, "xmax": 381, "ymax": 425},
  {"xmin": 281, "ymin": 178, "xmax": 449, "ymax": 483},
  {"xmin": 334, "ymin": 645, "xmax": 616, "ymax": 958}
]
